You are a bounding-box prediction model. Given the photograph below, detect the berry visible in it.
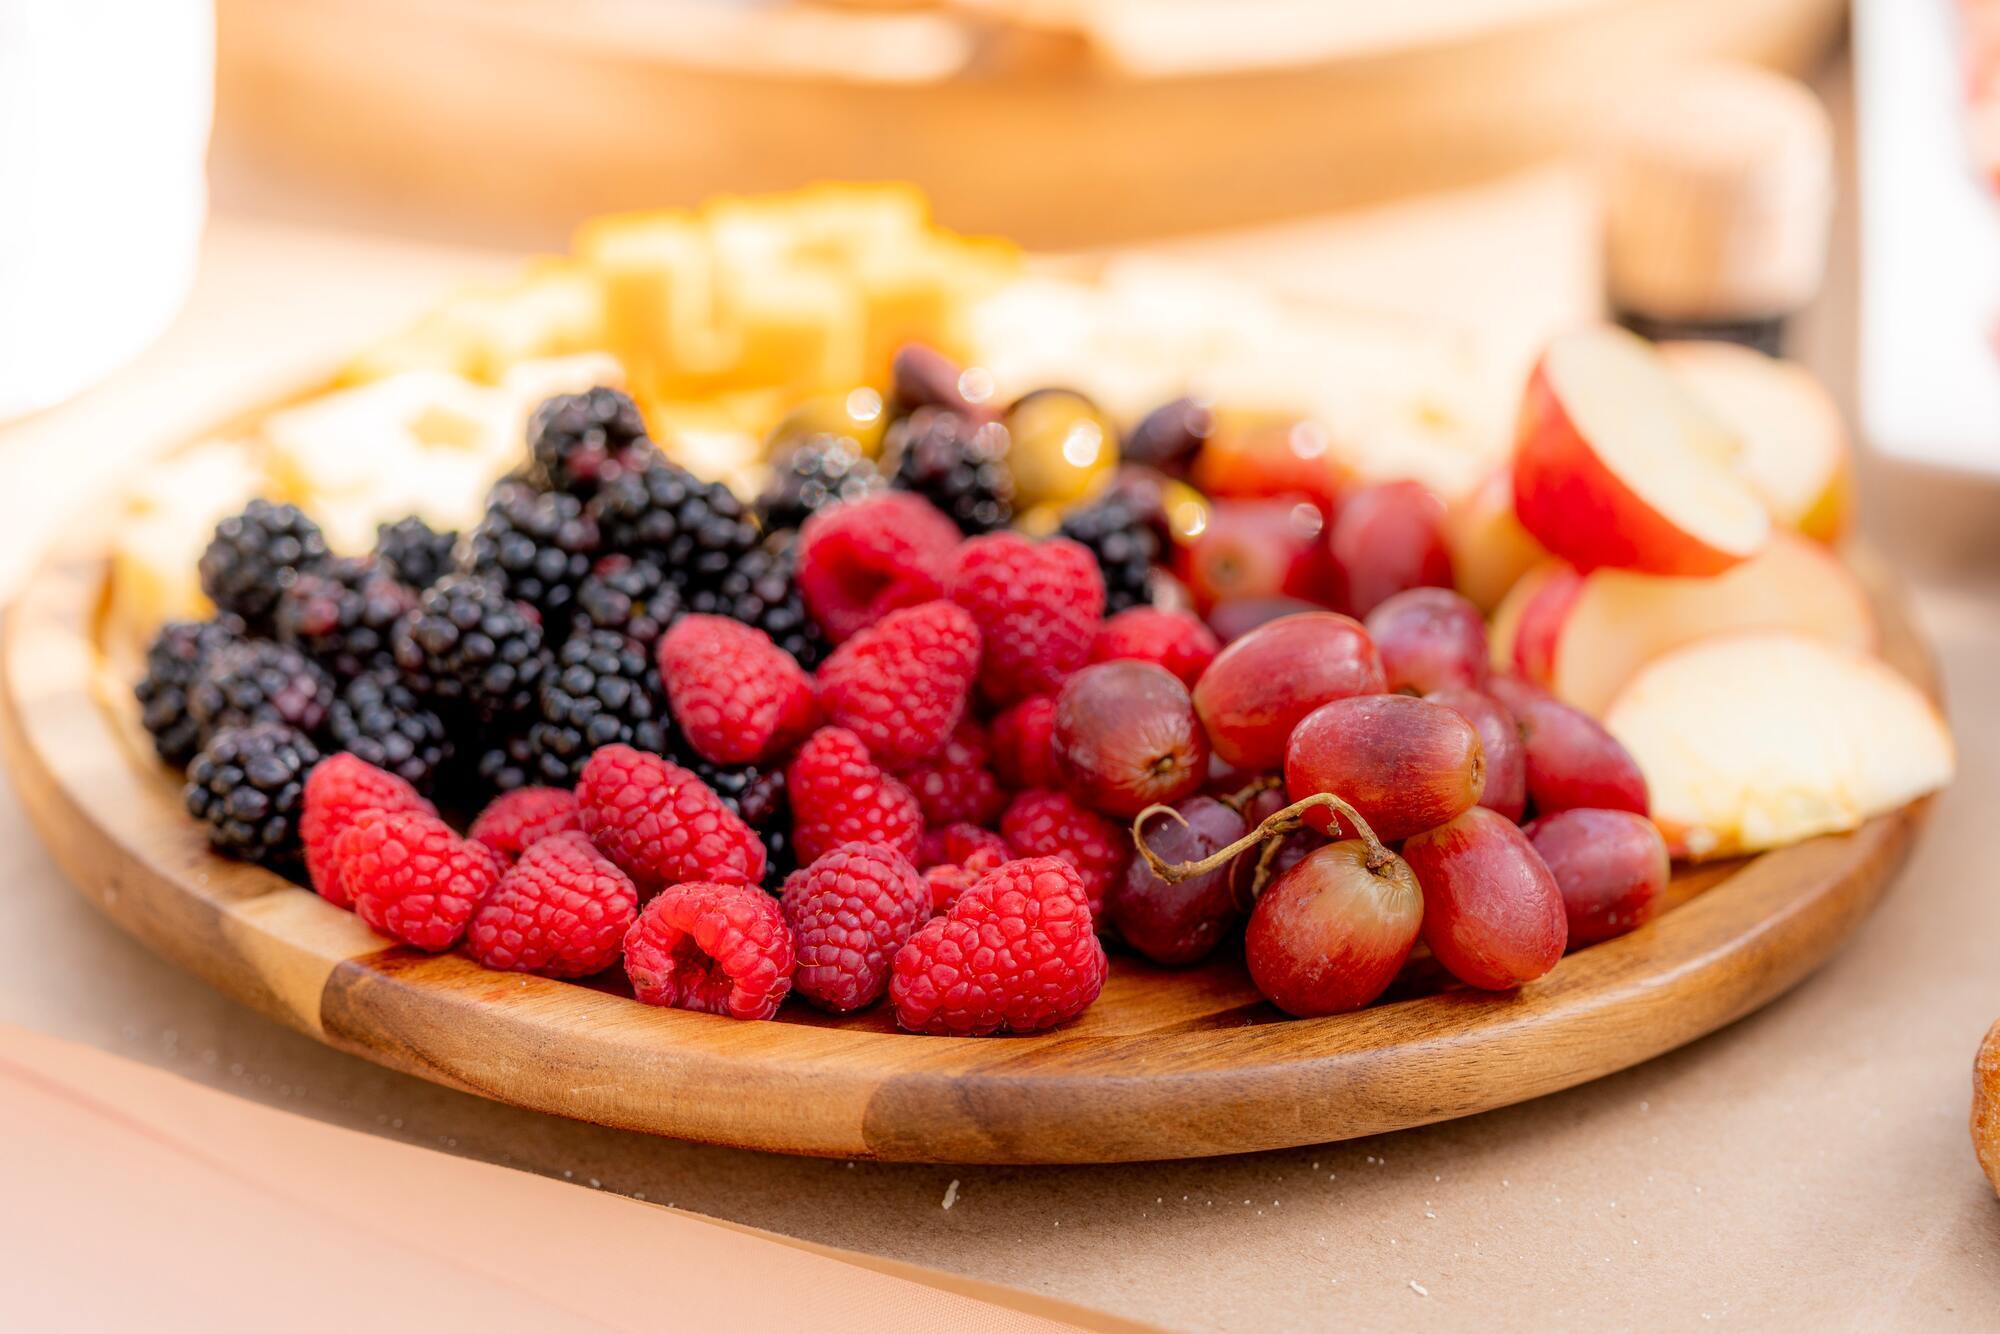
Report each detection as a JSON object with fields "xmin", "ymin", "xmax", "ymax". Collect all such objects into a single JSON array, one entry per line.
[
  {"xmin": 198, "ymin": 499, "xmax": 329, "ymax": 629},
  {"xmin": 275, "ymin": 557, "xmax": 418, "ymax": 681},
  {"xmin": 572, "ymin": 556, "xmax": 683, "ymax": 652},
  {"xmin": 526, "ymin": 386, "xmax": 656, "ymax": 495},
  {"xmin": 889, "ymin": 856, "xmax": 1107, "ymax": 1036},
  {"xmin": 989, "ymin": 695, "xmax": 1060, "ymax": 790},
  {"xmin": 587, "ymin": 459, "xmax": 758, "ymax": 587},
  {"xmin": 1244, "ymin": 840, "xmax": 1424, "ymax": 1017},
  {"xmin": 300, "ymin": 753, "xmax": 435, "ymax": 906},
  {"xmin": 896, "ymin": 723, "xmax": 1004, "ymax": 829},
  {"xmin": 1001, "ymin": 388, "xmax": 1118, "ymax": 511},
  {"xmin": 371, "ymin": 516, "xmax": 457, "ymax": 591},
  {"xmin": 1486, "ymin": 676, "xmax": 1649, "ymax": 817},
  {"xmin": 1059, "ymin": 491, "xmax": 1159, "ymax": 615},
  {"xmin": 796, "ymin": 492, "xmax": 960, "ymax": 642},
  {"xmin": 1192, "ymin": 612, "xmax": 1385, "ymax": 771},
  {"xmin": 889, "ymin": 342, "xmax": 985, "ymax": 418},
  {"xmin": 135, "ymin": 614, "xmax": 246, "ymax": 767},
  {"xmin": 187, "ymin": 640, "xmax": 335, "ymax": 741},
  {"xmin": 184, "ymin": 723, "xmax": 321, "ymax": 866},
  {"xmin": 392, "ymin": 575, "xmax": 546, "ymax": 720},
  {"xmin": 677, "ymin": 753, "xmax": 793, "ymax": 887},
  {"xmin": 528, "ymin": 629, "xmax": 672, "ymax": 785},
  {"xmin": 1123, "ymin": 396, "xmax": 1213, "ymax": 471},
  {"xmin": 623, "ymin": 881, "xmax": 794, "ymax": 1020},
  {"xmin": 1088, "ymin": 607, "xmax": 1218, "ymax": 688},
  {"xmin": 1427, "ymin": 687, "xmax": 1526, "ymax": 823},
  {"xmin": 1328, "ymin": 480, "xmax": 1454, "ymax": 618},
  {"xmin": 815, "ymin": 600, "xmax": 979, "ymax": 769},
  {"xmin": 469, "ymin": 786, "xmax": 583, "ymax": 862},
  {"xmin": 1364, "ymin": 587, "xmax": 1488, "ymax": 696},
  {"xmin": 1176, "ymin": 498, "xmax": 1333, "ymax": 613},
  {"xmin": 1112, "ymin": 797, "xmax": 1247, "ymax": 966},
  {"xmin": 577, "ymin": 744, "xmax": 766, "ymax": 889},
  {"xmin": 467, "ymin": 728, "xmax": 537, "ymax": 799},
  {"xmin": 780, "ymin": 843, "xmax": 930, "ymax": 1012},
  {"xmin": 1403, "ymin": 806, "xmax": 1566, "ymax": 991},
  {"xmin": 917, "ymin": 822, "xmax": 1011, "ymax": 871},
  {"xmin": 656, "ymin": 615, "xmax": 817, "ymax": 766},
  {"xmin": 1285, "ymin": 694, "xmax": 1485, "ymax": 841},
  {"xmin": 887, "ymin": 406, "xmax": 1014, "ymax": 535},
  {"xmin": 327, "ymin": 668, "xmax": 450, "ymax": 792},
  {"xmin": 466, "ymin": 832, "xmax": 638, "ymax": 977},
  {"xmin": 786, "ymin": 727, "xmax": 922, "ymax": 865},
  {"xmin": 999, "ymin": 788, "xmax": 1130, "ymax": 919},
  {"xmin": 948, "ymin": 532, "xmax": 1104, "ymax": 706},
  {"xmin": 464, "ymin": 478, "xmax": 601, "ymax": 625},
  {"xmin": 336, "ymin": 807, "xmax": 504, "ymax": 951},
  {"xmin": 756, "ymin": 434, "xmax": 882, "ymax": 532},
  {"xmin": 685, "ymin": 536, "xmax": 828, "ymax": 670},
  {"xmin": 916, "ymin": 829, "xmax": 1009, "ymax": 914},
  {"xmin": 1051, "ymin": 660, "xmax": 1208, "ymax": 819},
  {"xmin": 1524, "ymin": 807, "xmax": 1668, "ymax": 949}
]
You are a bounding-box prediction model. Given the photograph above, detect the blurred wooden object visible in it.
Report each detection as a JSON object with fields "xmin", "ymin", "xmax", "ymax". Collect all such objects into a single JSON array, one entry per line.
[{"xmin": 215, "ymin": 0, "xmax": 1843, "ymax": 248}]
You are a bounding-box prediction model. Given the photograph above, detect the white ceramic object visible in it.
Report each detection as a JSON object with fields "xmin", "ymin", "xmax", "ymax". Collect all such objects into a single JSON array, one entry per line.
[{"xmin": 0, "ymin": 2, "xmax": 212, "ymax": 422}]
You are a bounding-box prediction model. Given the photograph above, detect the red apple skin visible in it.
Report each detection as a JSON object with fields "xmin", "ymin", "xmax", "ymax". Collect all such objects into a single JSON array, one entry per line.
[
  {"xmin": 1112, "ymin": 796, "xmax": 1248, "ymax": 965},
  {"xmin": 1243, "ymin": 841, "xmax": 1424, "ymax": 1016},
  {"xmin": 1487, "ymin": 676, "xmax": 1649, "ymax": 816},
  {"xmin": 1509, "ymin": 564, "xmax": 1585, "ymax": 684},
  {"xmin": 1175, "ymin": 498, "xmax": 1334, "ymax": 613},
  {"xmin": 1284, "ymin": 694, "xmax": 1486, "ymax": 842},
  {"xmin": 1053, "ymin": 661, "xmax": 1209, "ymax": 819},
  {"xmin": 1513, "ymin": 357, "xmax": 1749, "ymax": 578},
  {"xmin": 1192, "ymin": 612, "xmax": 1385, "ymax": 771},
  {"xmin": 1365, "ymin": 586, "xmax": 1490, "ymax": 695},
  {"xmin": 1404, "ymin": 807, "xmax": 1567, "ymax": 990},
  {"xmin": 1524, "ymin": 808, "xmax": 1669, "ymax": 949},
  {"xmin": 1427, "ymin": 687, "xmax": 1528, "ymax": 824},
  {"xmin": 1328, "ymin": 480, "xmax": 1454, "ymax": 618}
]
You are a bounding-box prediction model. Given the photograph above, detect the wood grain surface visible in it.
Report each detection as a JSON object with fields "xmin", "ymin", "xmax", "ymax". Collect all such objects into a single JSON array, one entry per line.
[{"xmin": 0, "ymin": 517, "xmax": 1935, "ymax": 1163}]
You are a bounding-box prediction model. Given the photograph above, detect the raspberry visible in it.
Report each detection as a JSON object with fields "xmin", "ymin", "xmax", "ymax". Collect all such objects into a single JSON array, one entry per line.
[
  {"xmin": 890, "ymin": 856, "xmax": 1108, "ymax": 1036},
  {"xmin": 796, "ymin": 492, "xmax": 960, "ymax": 642},
  {"xmin": 623, "ymin": 881, "xmax": 794, "ymax": 1020},
  {"xmin": 815, "ymin": 601, "xmax": 979, "ymax": 769},
  {"xmin": 335, "ymin": 808, "xmax": 503, "ymax": 951},
  {"xmin": 948, "ymin": 532, "xmax": 1104, "ymax": 705},
  {"xmin": 786, "ymin": 727, "xmax": 922, "ymax": 865},
  {"xmin": 917, "ymin": 821, "xmax": 1012, "ymax": 871},
  {"xmin": 468, "ymin": 786, "xmax": 582, "ymax": 862},
  {"xmin": 779, "ymin": 843, "xmax": 929, "ymax": 1012},
  {"xmin": 576, "ymin": 744, "xmax": 766, "ymax": 889},
  {"xmin": 1000, "ymin": 788, "xmax": 1130, "ymax": 919},
  {"xmin": 896, "ymin": 723, "xmax": 1004, "ymax": 828},
  {"xmin": 989, "ymin": 695, "xmax": 1060, "ymax": 790},
  {"xmin": 466, "ymin": 832, "xmax": 637, "ymax": 977},
  {"xmin": 1089, "ymin": 607, "xmax": 1220, "ymax": 688},
  {"xmin": 656, "ymin": 615, "xmax": 817, "ymax": 766},
  {"xmin": 301, "ymin": 753, "xmax": 435, "ymax": 907}
]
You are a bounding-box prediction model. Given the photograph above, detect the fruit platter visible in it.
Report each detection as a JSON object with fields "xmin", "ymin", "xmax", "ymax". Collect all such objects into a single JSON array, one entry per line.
[{"xmin": 0, "ymin": 186, "xmax": 1952, "ymax": 1163}]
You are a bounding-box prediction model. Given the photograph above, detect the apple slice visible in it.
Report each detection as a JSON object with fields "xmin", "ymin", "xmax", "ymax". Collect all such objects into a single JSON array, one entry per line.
[
  {"xmin": 1603, "ymin": 632, "xmax": 1953, "ymax": 859},
  {"xmin": 1443, "ymin": 465, "xmax": 1549, "ymax": 613},
  {"xmin": 1659, "ymin": 340, "xmax": 1852, "ymax": 542},
  {"xmin": 1513, "ymin": 326, "xmax": 1770, "ymax": 576}
]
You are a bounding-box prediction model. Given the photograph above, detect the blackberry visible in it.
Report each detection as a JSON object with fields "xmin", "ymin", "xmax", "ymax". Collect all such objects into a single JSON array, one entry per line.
[
  {"xmin": 187, "ymin": 640, "xmax": 335, "ymax": 741},
  {"xmin": 328, "ymin": 668, "xmax": 450, "ymax": 792},
  {"xmin": 392, "ymin": 575, "xmax": 546, "ymax": 720},
  {"xmin": 887, "ymin": 406, "xmax": 1014, "ymax": 534},
  {"xmin": 527, "ymin": 629, "xmax": 672, "ymax": 786},
  {"xmin": 755, "ymin": 435, "xmax": 881, "ymax": 533},
  {"xmin": 135, "ymin": 614, "xmax": 246, "ymax": 767},
  {"xmin": 681, "ymin": 752, "xmax": 793, "ymax": 888},
  {"xmin": 587, "ymin": 460, "xmax": 758, "ymax": 588},
  {"xmin": 274, "ymin": 556, "xmax": 417, "ymax": 680},
  {"xmin": 527, "ymin": 386, "xmax": 656, "ymax": 496},
  {"xmin": 371, "ymin": 516, "xmax": 457, "ymax": 591},
  {"xmin": 184, "ymin": 722, "xmax": 320, "ymax": 866},
  {"xmin": 686, "ymin": 536, "xmax": 826, "ymax": 670},
  {"xmin": 572, "ymin": 556, "xmax": 683, "ymax": 652},
  {"xmin": 1058, "ymin": 490, "xmax": 1160, "ymax": 614},
  {"xmin": 466, "ymin": 728, "xmax": 537, "ymax": 800},
  {"xmin": 462, "ymin": 478, "xmax": 600, "ymax": 627},
  {"xmin": 198, "ymin": 500, "xmax": 330, "ymax": 629}
]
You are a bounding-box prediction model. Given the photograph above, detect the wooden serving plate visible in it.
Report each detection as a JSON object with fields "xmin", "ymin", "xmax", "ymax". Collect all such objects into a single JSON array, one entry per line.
[{"xmin": 0, "ymin": 515, "xmax": 1934, "ymax": 1163}]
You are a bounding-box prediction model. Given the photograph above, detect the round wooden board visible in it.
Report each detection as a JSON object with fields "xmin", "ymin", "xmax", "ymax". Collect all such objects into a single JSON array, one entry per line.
[{"xmin": 0, "ymin": 527, "xmax": 1934, "ymax": 1163}]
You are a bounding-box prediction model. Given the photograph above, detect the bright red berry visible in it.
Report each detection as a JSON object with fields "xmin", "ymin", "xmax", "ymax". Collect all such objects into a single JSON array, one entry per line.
[
  {"xmin": 300, "ymin": 754, "xmax": 435, "ymax": 909},
  {"xmin": 656, "ymin": 614, "xmax": 817, "ymax": 766},
  {"xmin": 623, "ymin": 880, "xmax": 794, "ymax": 1020},
  {"xmin": 468, "ymin": 786, "xmax": 582, "ymax": 862},
  {"xmin": 815, "ymin": 600, "xmax": 979, "ymax": 768},
  {"xmin": 576, "ymin": 744, "xmax": 766, "ymax": 890},
  {"xmin": 917, "ymin": 821, "xmax": 1012, "ymax": 871},
  {"xmin": 465, "ymin": 832, "xmax": 638, "ymax": 977},
  {"xmin": 786, "ymin": 726, "xmax": 923, "ymax": 865},
  {"xmin": 948, "ymin": 532, "xmax": 1104, "ymax": 705},
  {"xmin": 780, "ymin": 843, "xmax": 930, "ymax": 1013},
  {"xmin": 1000, "ymin": 788, "xmax": 1130, "ymax": 919},
  {"xmin": 896, "ymin": 721, "xmax": 1005, "ymax": 828},
  {"xmin": 920, "ymin": 842, "xmax": 1010, "ymax": 915},
  {"xmin": 890, "ymin": 856, "xmax": 1108, "ymax": 1036},
  {"xmin": 796, "ymin": 492, "xmax": 962, "ymax": 642},
  {"xmin": 1088, "ymin": 607, "xmax": 1220, "ymax": 688},
  {"xmin": 989, "ymin": 695, "xmax": 1060, "ymax": 790},
  {"xmin": 334, "ymin": 808, "xmax": 502, "ymax": 951}
]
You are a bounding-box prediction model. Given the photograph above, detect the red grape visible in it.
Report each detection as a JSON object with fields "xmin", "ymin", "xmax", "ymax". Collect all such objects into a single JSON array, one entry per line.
[
  {"xmin": 1176, "ymin": 497, "xmax": 1334, "ymax": 612},
  {"xmin": 1110, "ymin": 796, "xmax": 1248, "ymax": 965},
  {"xmin": 1328, "ymin": 480, "xmax": 1453, "ymax": 617},
  {"xmin": 1192, "ymin": 612, "xmax": 1385, "ymax": 771},
  {"xmin": 1525, "ymin": 808, "xmax": 1669, "ymax": 948},
  {"xmin": 1054, "ymin": 661, "xmax": 1208, "ymax": 818},
  {"xmin": 1426, "ymin": 687, "xmax": 1527, "ymax": 823},
  {"xmin": 1486, "ymin": 676, "xmax": 1648, "ymax": 816},
  {"xmin": 1403, "ymin": 806, "xmax": 1566, "ymax": 990},
  {"xmin": 1206, "ymin": 596, "xmax": 1324, "ymax": 643},
  {"xmin": 1365, "ymin": 586, "xmax": 1490, "ymax": 695},
  {"xmin": 1284, "ymin": 693, "xmax": 1485, "ymax": 841},
  {"xmin": 1244, "ymin": 840, "xmax": 1424, "ymax": 1016}
]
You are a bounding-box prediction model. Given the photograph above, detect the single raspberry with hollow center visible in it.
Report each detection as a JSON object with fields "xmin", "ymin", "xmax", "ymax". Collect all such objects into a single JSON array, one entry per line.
[
  {"xmin": 796, "ymin": 492, "xmax": 961, "ymax": 642},
  {"xmin": 894, "ymin": 720, "xmax": 1004, "ymax": 828},
  {"xmin": 656, "ymin": 614, "xmax": 818, "ymax": 766},
  {"xmin": 815, "ymin": 600, "xmax": 980, "ymax": 769},
  {"xmin": 576, "ymin": 744, "xmax": 767, "ymax": 890},
  {"xmin": 623, "ymin": 880, "xmax": 795, "ymax": 1020},
  {"xmin": 466, "ymin": 832, "xmax": 637, "ymax": 977},
  {"xmin": 1089, "ymin": 606, "xmax": 1220, "ymax": 688},
  {"xmin": 890, "ymin": 856, "xmax": 1108, "ymax": 1036},
  {"xmin": 786, "ymin": 726, "xmax": 923, "ymax": 865},
  {"xmin": 780, "ymin": 843, "xmax": 930, "ymax": 1012},
  {"xmin": 334, "ymin": 808, "xmax": 503, "ymax": 951},
  {"xmin": 468, "ymin": 786, "xmax": 582, "ymax": 862},
  {"xmin": 1000, "ymin": 788, "xmax": 1131, "ymax": 920},
  {"xmin": 948, "ymin": 532, "xmax": 1104, "ymax": 706},
  {"xmin": 301, "ymin": 754, "xmax": 435, "ymax": 908},
  {"xmin": 988, "ymin": 694, "xmax": 1061, "ymax": 790}
]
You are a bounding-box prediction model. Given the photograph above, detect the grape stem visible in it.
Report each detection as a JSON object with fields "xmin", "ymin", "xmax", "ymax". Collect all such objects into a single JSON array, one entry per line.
[
  {"xmin": 1218, "ymin": 774, "xmax": 1282, "ymax": 814},
  {"xmin": 1131, "ymin": 792, "xmax": 1394, "ymax": 884}
]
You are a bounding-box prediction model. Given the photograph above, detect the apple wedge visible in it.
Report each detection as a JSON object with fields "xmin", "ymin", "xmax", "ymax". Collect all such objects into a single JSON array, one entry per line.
[
  {"xmin": 1513, "ymin": 326, "xmax": 1770, "ymax": 577},
  {"xmin": 1604, "ymin": 631, "xmax": 1953, "ymax": 859},
  {"xmin": 1444, "ymin": 465, "xmax": 1549, "ymax": 613},
  {"xmin": 1659, "ymin": 340, "xmax": 1852, "ymax": 542}
]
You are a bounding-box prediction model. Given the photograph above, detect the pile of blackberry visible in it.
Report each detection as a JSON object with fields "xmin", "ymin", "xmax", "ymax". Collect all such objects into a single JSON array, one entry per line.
[
  {"xmin": 463, "ymin": 478, "xmax": 600, "ymax": 629},
  {"xmin": 274, "ymin": 556, "xmax": 415, "ymax": 680},
  {"xmin": 1058, "ymin": 489, "xmax": 1161, "ymax": 614},
  {"xmin": 756, "ymin": 434, "xmax": 880, "ymax": 532},
  {"xmin": 371, "ymin": 517, "xmax": 456, "ymax": 591},
  {"xmin": 885, "ymin": 406, "xmax": 1013, "ymax": 535},
  {"xmin": 680, "ymin": 749, "xmax": 793, "ymax": 888},
  {"xmin": 685, "ymin": 535, "xmax": 826, "ymax": 670},
  {"xmin": 527, "ymin": 629, "xmax": 671, "ymax": 786}
]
